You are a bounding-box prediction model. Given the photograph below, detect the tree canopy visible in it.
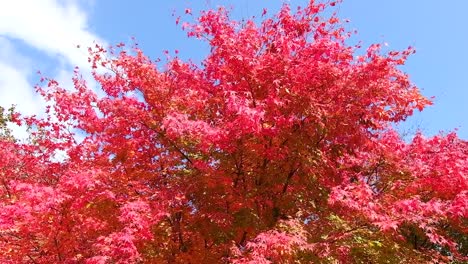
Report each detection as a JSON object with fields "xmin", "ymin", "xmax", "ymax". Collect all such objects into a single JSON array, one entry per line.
[{"xmin": 0, "ymin": 1, "xmax": 466, "ymax": 263}]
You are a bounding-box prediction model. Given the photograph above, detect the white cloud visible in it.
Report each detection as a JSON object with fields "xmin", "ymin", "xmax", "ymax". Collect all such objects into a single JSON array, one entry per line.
[
  {"xmin": 0, "ymin": 37, "xmax": 32, "ymax": 71},
  {"xmin": 0, "ymin": 37, "xmax": 39, "ymax": 115},
  {"xmin": 0, "ymin": 62, "xmax": 43, "ymax": 117},
  {"xmin": 0, "ymin": 63, "xmax": 42, "ymax": 140},
  {"xmin": 0, "ymin": 0, "xmax": 105, "ymax": 139},
  {"xmin": 0, "ymin": 0, "xmax": 104, "ymax": 69}
]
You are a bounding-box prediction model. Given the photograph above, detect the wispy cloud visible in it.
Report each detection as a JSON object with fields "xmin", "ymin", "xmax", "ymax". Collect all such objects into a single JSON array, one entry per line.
[
  {"xmin": 0, "ymin": 0, "xmax": 104, "ymax": 68},
  {"xmin": 0, "ymin": 37, "xmax": 39, "ymax": 115},
  {"xmin": 0, "ymin": 0, "xmax": 106, "ymax": 138}
]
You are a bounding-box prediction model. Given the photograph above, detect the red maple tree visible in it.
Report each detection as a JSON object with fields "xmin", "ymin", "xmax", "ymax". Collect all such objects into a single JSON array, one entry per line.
[{"xmin": 0, "ymin": 1, "xmax": 466, "ymax": 263}]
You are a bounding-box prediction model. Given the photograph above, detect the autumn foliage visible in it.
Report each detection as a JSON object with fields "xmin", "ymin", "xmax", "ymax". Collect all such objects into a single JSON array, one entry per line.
[{"xmin": 0, "ymin": 1, "xmax": 467, "ymax": 263}]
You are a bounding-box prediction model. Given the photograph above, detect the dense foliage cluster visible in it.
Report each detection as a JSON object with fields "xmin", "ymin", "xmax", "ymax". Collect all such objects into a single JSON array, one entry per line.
[{"xmin": 0, "ymin": 1, "xmax": 466, "ymax": 263}]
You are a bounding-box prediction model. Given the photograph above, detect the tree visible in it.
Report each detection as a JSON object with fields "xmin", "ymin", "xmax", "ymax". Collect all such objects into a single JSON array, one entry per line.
[{"xmin": 0, "ymin": 1, "xmax": 466, "ymax": 263}]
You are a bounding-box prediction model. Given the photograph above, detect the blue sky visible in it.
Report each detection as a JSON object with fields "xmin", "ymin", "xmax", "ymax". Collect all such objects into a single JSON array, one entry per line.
[{"xmin": 1, "ymin": 0, "xmax": 467, "ymax": 139}]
